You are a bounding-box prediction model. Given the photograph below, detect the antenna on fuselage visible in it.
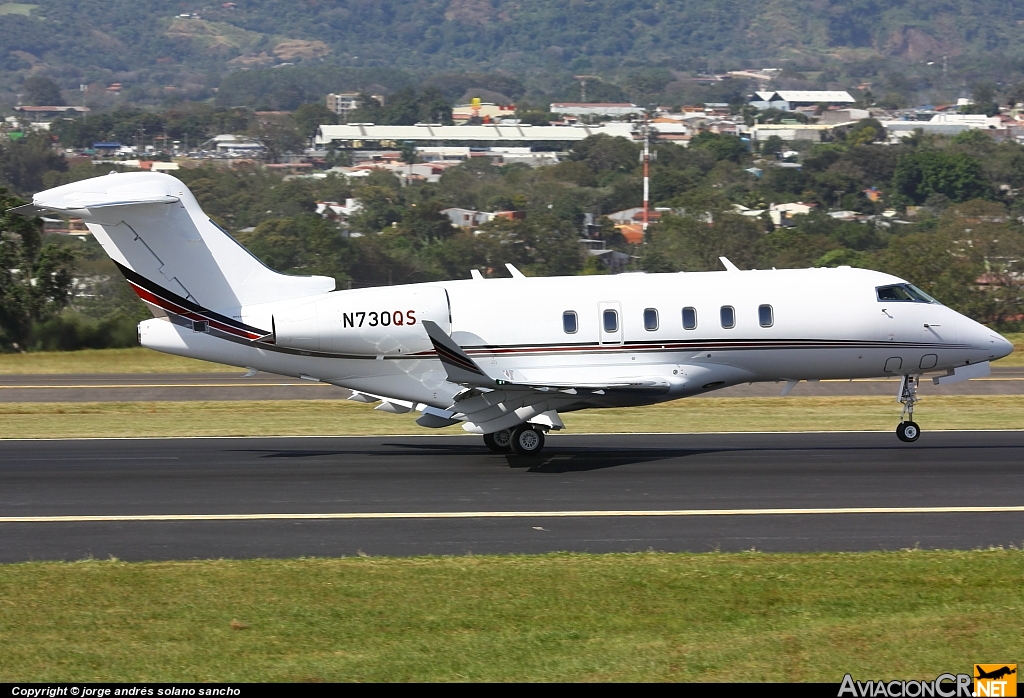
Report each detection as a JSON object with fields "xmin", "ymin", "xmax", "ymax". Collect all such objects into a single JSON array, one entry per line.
[{"xmin": 719, "ymin": 256, "xmax": 740, "ymax": 272}]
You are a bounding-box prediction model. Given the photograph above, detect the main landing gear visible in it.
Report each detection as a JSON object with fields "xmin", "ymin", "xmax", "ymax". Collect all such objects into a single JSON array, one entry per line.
[
  {"xmin": 483, "ymin": 425, "xmax": 547, "ymax": 455},
  {"xmin": 896, "ymin": 375, "xmax": 921, "ymax": 443}
]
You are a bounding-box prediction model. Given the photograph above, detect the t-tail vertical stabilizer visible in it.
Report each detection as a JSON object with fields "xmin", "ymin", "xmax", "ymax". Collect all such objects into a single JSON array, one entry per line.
[{"xmin": 27, "ymin": 172, "xmax": 334, "ymax": 319}]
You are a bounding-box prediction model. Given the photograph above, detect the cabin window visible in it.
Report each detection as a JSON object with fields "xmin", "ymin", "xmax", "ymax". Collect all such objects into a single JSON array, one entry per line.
[
  {"xmin": 682, "ymin": 307, "xmax": 697, "ymax": 330},
  {"xmin": 643, "ymin": 308, "xmax": 659, "ymax": 331},
  {"xmin": 562, "ymin": 311, "xmax": 578, "ymax": 334},
  {"xmin": 876, "ymin": 284, "xmax": 938, "ymax": 304},
  {"xmin": 720, "ymin": 306, "xmax": 735, "ymax": 329},
  {"xmin": 603, "ymin": 309, "xmax": 618, "ymax": 333},
  {"xmin": 758, "ymin": 304, "xmax": 773, "ymax": 328}
]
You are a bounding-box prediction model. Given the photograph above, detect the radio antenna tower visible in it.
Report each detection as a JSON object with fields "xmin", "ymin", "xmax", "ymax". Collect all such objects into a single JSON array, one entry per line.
[{"xmin": 638, "ymin": 114, "xmax": 656, "ymax": 235}]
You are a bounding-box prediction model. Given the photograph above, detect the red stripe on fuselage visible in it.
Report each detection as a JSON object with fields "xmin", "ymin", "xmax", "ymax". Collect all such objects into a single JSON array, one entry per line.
[{"xmin": 129, "ymin": 281, "xmax": 263, "ymax": 340}]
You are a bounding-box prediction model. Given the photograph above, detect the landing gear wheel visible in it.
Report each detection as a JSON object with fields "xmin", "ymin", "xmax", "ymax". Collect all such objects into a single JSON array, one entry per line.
[
  {"xmin": 483, "ymin": 429, "xmax": 512, "ymax": 452},
  {"xmin": 510, "ymin": 425, "xmax": 546, "ymax": 456},
  {"xmin": 896, "ymin": 421, "xmax": 920, "ymax": 443},
  {"xmin": 896, "ymin": 376, "xmax": 922, "ymax": 444}
]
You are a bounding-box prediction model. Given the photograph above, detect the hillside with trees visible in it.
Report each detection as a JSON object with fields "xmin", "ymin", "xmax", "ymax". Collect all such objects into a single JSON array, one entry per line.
[{"xmin": 5, "ymin": 1, "xmax": 1024, "ymax": 107}]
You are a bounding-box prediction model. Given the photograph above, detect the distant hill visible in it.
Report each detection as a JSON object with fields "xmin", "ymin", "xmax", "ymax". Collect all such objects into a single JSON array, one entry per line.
[{"xmin": 3, "ymin": 0, "xmax": 1024, "ymax": 107}]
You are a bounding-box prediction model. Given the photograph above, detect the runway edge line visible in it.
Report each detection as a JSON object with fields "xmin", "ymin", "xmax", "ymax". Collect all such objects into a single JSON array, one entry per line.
[{"xmin": 4, "ymin": 505, "xmax": 1024, "ymax": 523}]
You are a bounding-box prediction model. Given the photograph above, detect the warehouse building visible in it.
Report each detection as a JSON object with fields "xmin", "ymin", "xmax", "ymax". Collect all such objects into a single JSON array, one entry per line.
[{"xmin": 315, "ymin": 122, "xmax": 636, "ymax": 148}]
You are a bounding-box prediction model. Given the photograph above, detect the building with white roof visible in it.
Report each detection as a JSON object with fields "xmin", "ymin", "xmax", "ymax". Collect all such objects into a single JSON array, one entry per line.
[
  {"xmin": 750, "ymin": 91, "xmax": 856, "ymax": 111},
  {"xmin": 550, "ymin": 103, "xmax": 646, "ymax": 117},
  {"xmin": 881, "ymin": 113, "xmax": 1005, "ymax": 140},
  {"xmin": 315, "ymin": 122, "xmax": 636, "ymax": 147}
]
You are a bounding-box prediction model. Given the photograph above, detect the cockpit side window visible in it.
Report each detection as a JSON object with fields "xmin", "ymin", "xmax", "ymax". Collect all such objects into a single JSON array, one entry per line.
[{"xmin": 876, "ymin": 284, "xmax": 939, "ymax": 304}]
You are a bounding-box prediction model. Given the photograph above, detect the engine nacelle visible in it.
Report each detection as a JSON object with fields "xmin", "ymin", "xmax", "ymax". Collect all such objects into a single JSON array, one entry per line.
[{"xmin": 273, "ymin": 285, "xmax": 450, "ymax": 355}]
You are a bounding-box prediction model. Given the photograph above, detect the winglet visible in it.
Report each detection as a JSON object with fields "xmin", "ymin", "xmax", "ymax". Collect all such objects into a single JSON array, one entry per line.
[
  {"xmin": 421, "ymin": 320, "xmax": 496, "ymax": 387},
  {"xmin": 720, "ymin": 256, "xmax": 740, "ymax": 272}
]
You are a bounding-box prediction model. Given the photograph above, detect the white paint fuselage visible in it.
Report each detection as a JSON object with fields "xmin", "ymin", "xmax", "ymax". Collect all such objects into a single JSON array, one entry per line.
[{"xmin": 140, "ymin": 265, "xmax": 1013, "ymax": 411}]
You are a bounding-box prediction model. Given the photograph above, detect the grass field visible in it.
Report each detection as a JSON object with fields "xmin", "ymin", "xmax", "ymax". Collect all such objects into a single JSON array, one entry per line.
[
  {"xmin": 0, "ymin": 394, "xmax": 1021, "ymax": 439},
  {"xmin": 0, "ymin": 334, "xmax": 1021, "ymax": 374},
  {"xmin": 0, "ymin": 347, "xmax": 228, "ymax": 374},
  {"xmin": 1, "ymin": 551, "xmax": 1021, "ymax": 682}
]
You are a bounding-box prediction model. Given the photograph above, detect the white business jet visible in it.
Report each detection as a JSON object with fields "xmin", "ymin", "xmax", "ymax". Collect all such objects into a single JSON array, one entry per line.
[{"xmin": 15, "ymin": 172, "xmax": 1014, "ymax": 454}]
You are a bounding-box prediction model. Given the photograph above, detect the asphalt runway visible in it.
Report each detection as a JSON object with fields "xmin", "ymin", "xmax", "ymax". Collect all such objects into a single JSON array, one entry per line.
[
  {"xmin": 1, "ymin": 366, "xmax": 1022, "ymax": 402},
  {"xmin": 1, "ymin": 431, "xmax": 1022, "ymax": 562}
]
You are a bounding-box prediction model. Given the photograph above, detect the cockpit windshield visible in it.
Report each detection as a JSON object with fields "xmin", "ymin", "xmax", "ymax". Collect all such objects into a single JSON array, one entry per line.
[{"xmin": 876, "ymin": 283, "xmax": 940, "ymax": 304}]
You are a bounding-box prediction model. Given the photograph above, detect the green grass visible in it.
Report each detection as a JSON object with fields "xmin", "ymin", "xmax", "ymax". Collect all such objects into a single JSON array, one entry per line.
[
  {"xmin": 0, "ymin": 347, "xmax": 230, "ymax": 374},
  {"xmin": 0, "ymin": 3, "xmax": 37, "ymax": 15},
  {"xmin": 1, "ymin": 394, "xmax": 1022, "ymax": 439},
  {"xmin": 1, "ymin": 551, "xmax": 1021, "ymax": 681}
]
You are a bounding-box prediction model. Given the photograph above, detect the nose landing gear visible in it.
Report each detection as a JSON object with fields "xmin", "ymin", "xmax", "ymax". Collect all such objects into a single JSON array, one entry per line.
[{"xmin": 896, "ymin": 375, "xmax": 921, "ymax": 443}]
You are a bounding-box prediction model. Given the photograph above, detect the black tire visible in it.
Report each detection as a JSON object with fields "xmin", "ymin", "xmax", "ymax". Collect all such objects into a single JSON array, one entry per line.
[
  {"xmin": 510, "ymin": 425, "xmax": 545, "ymax": 455},
  {"xmin": 483, "ymin": 429, "xmax": 512, "ymax": 452},
  {"xmin": 896, "ymin": 421, "xmax": 921, "ymax": 443}
]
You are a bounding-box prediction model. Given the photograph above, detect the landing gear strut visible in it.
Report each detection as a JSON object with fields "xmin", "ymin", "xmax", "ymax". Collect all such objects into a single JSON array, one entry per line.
[{"xmin": 896, "ymin": 375, "xmax": 921, "ymax": 443}]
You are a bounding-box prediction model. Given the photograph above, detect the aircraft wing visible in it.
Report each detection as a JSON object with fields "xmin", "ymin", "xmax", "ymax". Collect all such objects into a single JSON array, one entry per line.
[
  {"xmin": 420, "ymin": 320, "xmax": 670, "ymax": 394},
  {"xmin": 421, "ymin": 320, "xmax": 498, "ymax": 387}
]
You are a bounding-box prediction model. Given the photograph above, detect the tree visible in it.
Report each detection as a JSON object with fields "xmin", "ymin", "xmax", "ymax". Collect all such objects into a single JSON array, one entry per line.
[
  {"xmin": 844, "ymin": 118, "xmax": 885, "ymax": 146},
  {"xmin": 891, "ymin": 150, "xmax": 990, "ymax": 206},
  {"xmin": 569, "ymin": 134, "xmax": 639, "ymax": 174},
  {"xmin": 292, "ymin": 103, "xmax": 337, "ymax": 138},
  {"xmin": 22, "ymin": 76, "xmax": 63, "ymax": 106},
  {"xmin": 0, "ymin": 189, "xmax": 75, "ymax": 350},
  {"xmin": 399, "ymin": 141, "xmax": 418, "ymax": 167},
  {"xmin": 760, "ymin": 135, "xmax": 785, "ymax": 156},
  {"xmin": 347, "ymin": 94, "xmax": 384, "ymax": 123},
  {"xmin": 398, "ymin": 201, "xmax": 456, "ymax": 244},
  {"xmin": 690, "ymin": 132, "xmax": 748, "ymax": 163},
  {"xmin": 348, "ymin": 184, "xmax": 403, "ymax": 234},
  {"xmin": 0, "ymin": 133, "xmax": 67, "ymax": 194},
  {"xmin": 379, "ymin": 87, "xmax": 453, "ymax": 126},
  {"xmin": 234, "ymin": 215, "xmax": 350, "ymax": 285},
  {"xmin": 643, "ymin": 211, "xmax": 762, "ymax": 272},
  {"xmin": 248, "ymin": 116, "xmax": 304, "ymax": 163}
]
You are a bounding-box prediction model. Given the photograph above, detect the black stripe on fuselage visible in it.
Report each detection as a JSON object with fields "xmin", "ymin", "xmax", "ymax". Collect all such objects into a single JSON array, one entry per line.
[{"xmin": 114, "ymin": 261, "xmax": 268, "ymax": 339}]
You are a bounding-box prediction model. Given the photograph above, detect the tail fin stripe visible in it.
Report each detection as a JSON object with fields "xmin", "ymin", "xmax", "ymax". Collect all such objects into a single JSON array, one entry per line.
[{"xmin": 116, "ymin": 261, "xmax": 267, "ymax": 339}]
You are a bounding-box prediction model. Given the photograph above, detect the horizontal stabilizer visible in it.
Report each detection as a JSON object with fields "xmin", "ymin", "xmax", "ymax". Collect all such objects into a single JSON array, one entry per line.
[
  {"xmin": 7, "ymin": 203, "xmax": 47, "ymax": 217},
  {"xmin": 28, "ymin": 193, "xmax": 180, "ymax": 212}
]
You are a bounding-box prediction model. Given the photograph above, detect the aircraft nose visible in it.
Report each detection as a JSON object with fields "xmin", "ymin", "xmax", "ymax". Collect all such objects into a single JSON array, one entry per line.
[{"xmin": 991, "ymin": 332, "xmax": 1014, "ymax": 360}]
